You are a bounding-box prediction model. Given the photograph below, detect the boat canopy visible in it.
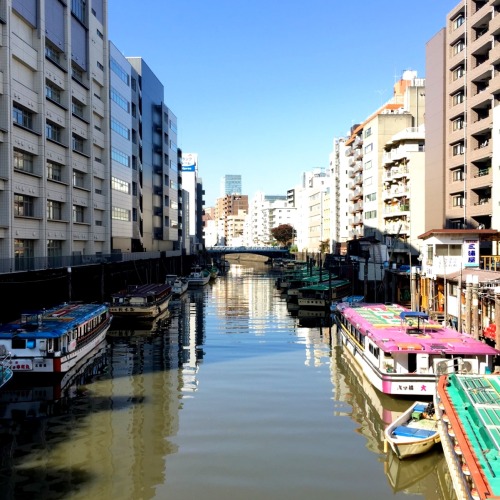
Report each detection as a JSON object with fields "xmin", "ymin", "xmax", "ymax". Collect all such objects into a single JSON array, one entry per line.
[{"xmin": 400, "ymin": 312, "xmax": 429, "ymax": 321}]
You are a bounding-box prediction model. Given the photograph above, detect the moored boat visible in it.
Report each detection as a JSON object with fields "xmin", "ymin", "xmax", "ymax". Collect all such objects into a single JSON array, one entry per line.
[
  {"xmin": 185, "ymin": 266, "xmax": 211, "ymax": 288},
  {"xmin": 172, "ymin": 277, "xmax": 189, "ymax": 297},
  {"xmin": 297, "ymin": 279, "xmax": 351, "ymax": 309},
  {"xmin": 333, "ymin": 302, "xmax": 499, "ymax": 397},
  {"xmin": 109, "ymin": 283, "xmax": 172, "ymax": 320},
  {"xmin": 435, "ymin": 373, "xmax": 500, "ymax": 500},
  {"xmin": 0, "ymin": 346, "xmax": 13, "ymax": 389},
  {"xmin": 0, "ymin": 302, "xmax": 112, "ymax": 375},
  {"xmin": 384, "ymin": 401, "xmax": 440, "ymax": 459}
]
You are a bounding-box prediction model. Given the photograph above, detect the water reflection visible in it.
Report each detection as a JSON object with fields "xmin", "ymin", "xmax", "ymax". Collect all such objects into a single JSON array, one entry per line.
[{"xmin": 0, "ymin": 264, "xmax": 458, "ymax": 499}]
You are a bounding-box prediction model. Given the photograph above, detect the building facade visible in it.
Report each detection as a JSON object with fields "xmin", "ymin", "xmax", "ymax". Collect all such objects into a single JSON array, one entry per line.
[
  {"xmin": 220, "ymin": 174, "xmax": 242, "ymax": 196},
  {"xmin": 1, "ymin": 0, "xmax": 111, "ymax": 272}
]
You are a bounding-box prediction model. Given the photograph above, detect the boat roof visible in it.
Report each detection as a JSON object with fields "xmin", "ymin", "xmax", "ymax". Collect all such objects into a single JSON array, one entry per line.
[
  {"xmin": 299, "ymin": 279, "xmax": 350, "ymax": 291},
  {"xmin": 110, "ymin": 283, "xmax": 171, "ymax": 298},
  {"xmin": 439, "ymin": 374, "xmax": 500, "ymax": 497},
  {"xmin": 336, "ymin": 302, "xmax": 499, "ymax": 355},
  {"xmin": 0, "ymin": 302, "xmax": 108, "ymax": 339}
]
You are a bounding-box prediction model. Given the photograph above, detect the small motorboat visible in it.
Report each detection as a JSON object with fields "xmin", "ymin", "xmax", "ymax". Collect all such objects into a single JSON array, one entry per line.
[{"xmin": 384, "ymin": 401, "xmax": 440, "ymax": 459}]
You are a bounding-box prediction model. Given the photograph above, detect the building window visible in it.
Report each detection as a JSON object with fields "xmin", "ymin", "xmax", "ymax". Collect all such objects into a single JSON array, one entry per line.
[
  {"xmin": 453, "ymin": 117, "xmax": 464, "ymax": 130},
  {"xmin": 112, "ymin": 206, "xmax": 131, "ymax": 221},
  {"xmin": 71, "ymin": 0, "xmax": 86, "ymax": 23},
  {"xmin": 453, "ymin": 65, "xmax": 465, "ymax": 80},
  {"xmin": 111, "ymin": 147, "xmax": 130, "ymax": 167},
  {"xmin": 453, "ymin": 40, "xmax": 465, "ymax": 55},
  {"xmin": 72, "ymin": 134, "xmax": 85, "ymax": 154},
  {"xmin": 364, "ymin": 192, "xmax": 376, "ymax": 202},
  {"xmin": 47, "ymin": 160, "xmax": 63, "ymax": 182},
  {"xmin": 13, "ymin": 104, "xmax": 34, "ymax": 130},
  {"xmin": 72, "ymin": 62, "xmax": 84, "ymax": 83},
  {"xmin": 14, "ymin": 239, "xmax": 34, "ymax": 271},
  {"xmin": 47, "ymin": 200, "xmax": 63, "ymax": 220},
  {"xmin": 73, "ymin": 170, "xmax": 85, "ymax": 188},
  {"xmin": 452, "ymin": 168, "xmax": 464, "ymax": 181},
  {"xmin": 453, "ymin": 92, "xmax": 465, "ymax": 105},
  {"xmin": 110, "ymin": 58, "xmax": 129, "ymax": 85},
  {"xmin": 364, "ymin": 210, "xmax": 377, "ymax": 219},
  {"xmin": 45, "ymin": 81, "xmax": 62, "ymax": 104},
  {"xmin": 364, "ymin": 143, "xmax": 373, "ymax": 154},
  {"xmin": 73, "ymin": 205, "xmax": 84, "ymax": 223},
  {"xmin": 110, "ymin": 87, "xmax": 129, "ymax": 112},
  {"xmin": 14, "ymin": 194, "xmax": 34, "ymax": 217},
  {"xmin": 452, "ymin": 143, "xmax": 465, "ymax": 156},
  {"xmin": 45, "ymin": 41, "xmax": 62, "ymax": 65},
  {"xmin": 97, "ymin": 61, "xmax": 104, "ymax": 71},
  {"xmin": 452, "ymin": 194, "xmax": 464, "ymax": 207},
  {"xmin": 72, "ymin": 98, "xmax": 85, "ymax": 119},
  {"xmin": 364, "ymin": 127, "xmax": 372, "ymax": 138},
  {"xmin": 13, "ymin": 149, "xmax": 34, "ymax": 173},
  {"xmin": 111, "ymin": 117, "xmax": 130, "ymax": 139},
  {"xmin": 46, "ymin": 121, "xmax": 62, "ymax": 143},
  {"xmin": 112, "ymin": 176, "xmax": 130, "ymax": 193},
  {"xmin": 96, "ymin": 28, "xmax": 103, "ymax": 39},
  {"xmin": 47, "ymin": 240, "xmax": 63, "ymax": 267},
  {"xmin": 453, "ymin": 14, "xmax": 465, "ymax": 29}
]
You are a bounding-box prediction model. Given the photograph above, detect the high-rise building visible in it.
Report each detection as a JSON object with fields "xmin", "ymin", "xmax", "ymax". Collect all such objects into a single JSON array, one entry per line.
[
  {"xmin": 182, "ymin": 153, "xmax": 205, "ymax": 253},
  {"xmin": 440, "ymin": 1, "xmax": 499, "ymax": 231},
  {"xmin": 127, "ymin": 57, "xmax": 181, "ymax": 253},
  {"xmin": 220, "ymin": 175, "xmax": 242, "ymax": 196},
  {"xmin": 1, "ymin": 0, "xmax": 111, "ymax": 271}
]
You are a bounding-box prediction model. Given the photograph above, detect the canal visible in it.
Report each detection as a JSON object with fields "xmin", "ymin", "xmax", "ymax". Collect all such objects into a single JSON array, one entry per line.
[{"xmin": 0, "ymin": 261, "xmax": 456, "ymax": 499}]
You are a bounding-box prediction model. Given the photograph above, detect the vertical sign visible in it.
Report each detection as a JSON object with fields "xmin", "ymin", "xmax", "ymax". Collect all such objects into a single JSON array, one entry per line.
[{"xmin": 464, "ymin": 239, "xmax": 479, "ymax": 268}]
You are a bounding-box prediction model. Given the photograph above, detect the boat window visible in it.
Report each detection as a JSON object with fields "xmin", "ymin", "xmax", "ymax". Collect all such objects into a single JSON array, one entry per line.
[{"xmin": 12, "ymin": 338, "xmax": 26, "ymax": 349}]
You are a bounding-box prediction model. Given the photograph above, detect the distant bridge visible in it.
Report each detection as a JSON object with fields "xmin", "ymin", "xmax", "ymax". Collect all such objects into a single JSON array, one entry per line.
[{"xmin": 206, "ymin": 246, "xmax": 290, "ymax": 258}]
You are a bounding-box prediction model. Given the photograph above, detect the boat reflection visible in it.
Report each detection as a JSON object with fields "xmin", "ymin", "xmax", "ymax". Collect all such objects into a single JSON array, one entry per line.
[
  {"xmin": 0, "ymin": 342, "xmax": 108, "ymax": 421},
  {"xmin": 330, "ymin": 329, "xmax": 456, "ymax": 499}
]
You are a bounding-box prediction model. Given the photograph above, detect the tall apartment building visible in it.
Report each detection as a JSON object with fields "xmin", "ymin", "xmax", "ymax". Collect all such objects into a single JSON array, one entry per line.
[
  {"xmin": 181, "ymin": 153, "xmax": 205, "ymax": 253},
  {"xmin": 127, "ymin": 58, "xmax": 181, "ymax": 254},
  {"xmin": 0, "ymin": 0, "xmax": 111, "ymax": 272},
  {"xmin": 329, "ymin": 138, "xmax": 351, "ymax": 253},
  {"xmin": 440, "ymin": 0, "xmax": 500, "ymax": 231},
  {"xmin": 340, "ymin": 72, "xmax": 437, "ymax": 261},
  {"xmin": 220, "ymin": 174, "xmax": 242, "ymax": 196},
  {"xmin": 214, "ymin": 194, "xmax": 248, "ymax": 246},
  {"xmin": 244, "ymin": 192, "xmax": 294, "ymax": 246}
]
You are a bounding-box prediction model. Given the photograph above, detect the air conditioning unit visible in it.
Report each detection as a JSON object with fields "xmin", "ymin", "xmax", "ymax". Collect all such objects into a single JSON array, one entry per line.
[
  {"xmin": 433, "ymin": 358, "xmax": 453, "ymax": 375},
  {"xmin": 459, "ymin": 358, "xmax": 478, "ymax": 374}
]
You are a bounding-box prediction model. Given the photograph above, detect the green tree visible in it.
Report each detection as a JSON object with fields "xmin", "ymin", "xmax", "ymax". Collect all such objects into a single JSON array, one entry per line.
[{"xmin": 270, "ymin": 224, "xmax": 295, "ymax": 247}]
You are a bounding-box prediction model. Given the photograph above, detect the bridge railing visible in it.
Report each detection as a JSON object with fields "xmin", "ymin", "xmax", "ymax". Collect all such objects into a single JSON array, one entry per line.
[{"xmin": 206, "ymin": 246, "xmax": 288, "ymax": 253}]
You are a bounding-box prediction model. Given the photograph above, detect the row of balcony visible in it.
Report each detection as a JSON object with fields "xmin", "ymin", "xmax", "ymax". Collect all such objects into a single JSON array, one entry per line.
[
  {"xmin": 382, "ymin": 165, "xmax": 409, "ymax": 181},
  {"xmin": 382, "ymin": 187, "xmax": 410, "ymax": 199}
]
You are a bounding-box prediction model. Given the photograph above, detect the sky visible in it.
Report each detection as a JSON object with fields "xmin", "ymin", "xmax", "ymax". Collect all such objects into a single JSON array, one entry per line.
[{"xmin": 108, "ymin": 0, "xmax": 460, "ymax": 206}]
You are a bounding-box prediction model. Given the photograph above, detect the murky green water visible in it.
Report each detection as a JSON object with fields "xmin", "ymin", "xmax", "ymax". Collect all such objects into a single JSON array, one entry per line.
[{"xmin": 0, "ymin": 262, "xmax": 456, "ymax": 499}]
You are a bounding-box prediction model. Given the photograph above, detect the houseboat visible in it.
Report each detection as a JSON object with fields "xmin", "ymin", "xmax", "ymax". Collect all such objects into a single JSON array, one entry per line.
[
  {"xmin": 0, "ymin": 302, "xmax": 112, "ymax": 375},
  {"xmin": 333, "ymin": 302, "xmax": 499, "ymax": 397},
  {"xmin": 435, "ymin": 373, "xmax": 500, "ymax": 500},
  {"xmin": 297, "ymin": 279, "xmax": 351, "ymax": 309},
  {"xmin": 109, "ymin": 283, "xmax": 172, "ymax": 320}
]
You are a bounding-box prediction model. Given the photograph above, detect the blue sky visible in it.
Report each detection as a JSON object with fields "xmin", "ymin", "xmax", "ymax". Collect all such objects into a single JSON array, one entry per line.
[{"xmin": 109, "ymin": 0, "xmax": 459, "ymax": 206}]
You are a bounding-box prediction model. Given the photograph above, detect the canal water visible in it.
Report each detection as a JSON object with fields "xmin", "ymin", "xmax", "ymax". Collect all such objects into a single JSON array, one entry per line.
[{"xmin": 0, "ymin": 262, "xmax": 456, "ymax": 500}]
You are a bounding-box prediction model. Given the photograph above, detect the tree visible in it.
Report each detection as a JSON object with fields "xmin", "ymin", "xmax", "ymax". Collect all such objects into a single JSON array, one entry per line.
[
  {"xmin": 270, "ymin": 224, "xmax": 295, "ymax": 247},
  {"xmin": 319, "ymin": 240, "xmax": 330, "ymax": 254}
]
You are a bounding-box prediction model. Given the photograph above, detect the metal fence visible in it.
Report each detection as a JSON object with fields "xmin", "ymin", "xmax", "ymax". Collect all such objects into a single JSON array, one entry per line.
[{"xmin": 0, "ymin": 249, "xmax": 182, "ymax": 275}]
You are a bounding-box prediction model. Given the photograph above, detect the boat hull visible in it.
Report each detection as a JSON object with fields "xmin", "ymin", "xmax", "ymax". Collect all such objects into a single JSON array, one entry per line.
[
  {"xmin": 0, "ymin": 303, "xmax": 112, "ymax": 375},
  {"xmin": 384, "ymin": 401, "xmax": 440, "ymax": 459}
]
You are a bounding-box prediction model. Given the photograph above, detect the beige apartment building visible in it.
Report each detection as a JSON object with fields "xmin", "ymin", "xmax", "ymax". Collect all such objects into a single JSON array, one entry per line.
[
  {"xmin": 1, "ymin": 0, "xmax": 111, "ymax": 271},
  {"xmin": 214, "ymin": 194, "xmax": 248, "ymax": 246},
  {"xmin": 443, "ymin": 0, "xmax": 500, "ymax": 231}
]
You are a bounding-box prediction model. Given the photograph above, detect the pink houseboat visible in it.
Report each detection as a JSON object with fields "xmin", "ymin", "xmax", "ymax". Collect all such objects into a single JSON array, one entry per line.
[{"xmin": 333, "ymin": 302, "xmax": 499, "ymax": 397}]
